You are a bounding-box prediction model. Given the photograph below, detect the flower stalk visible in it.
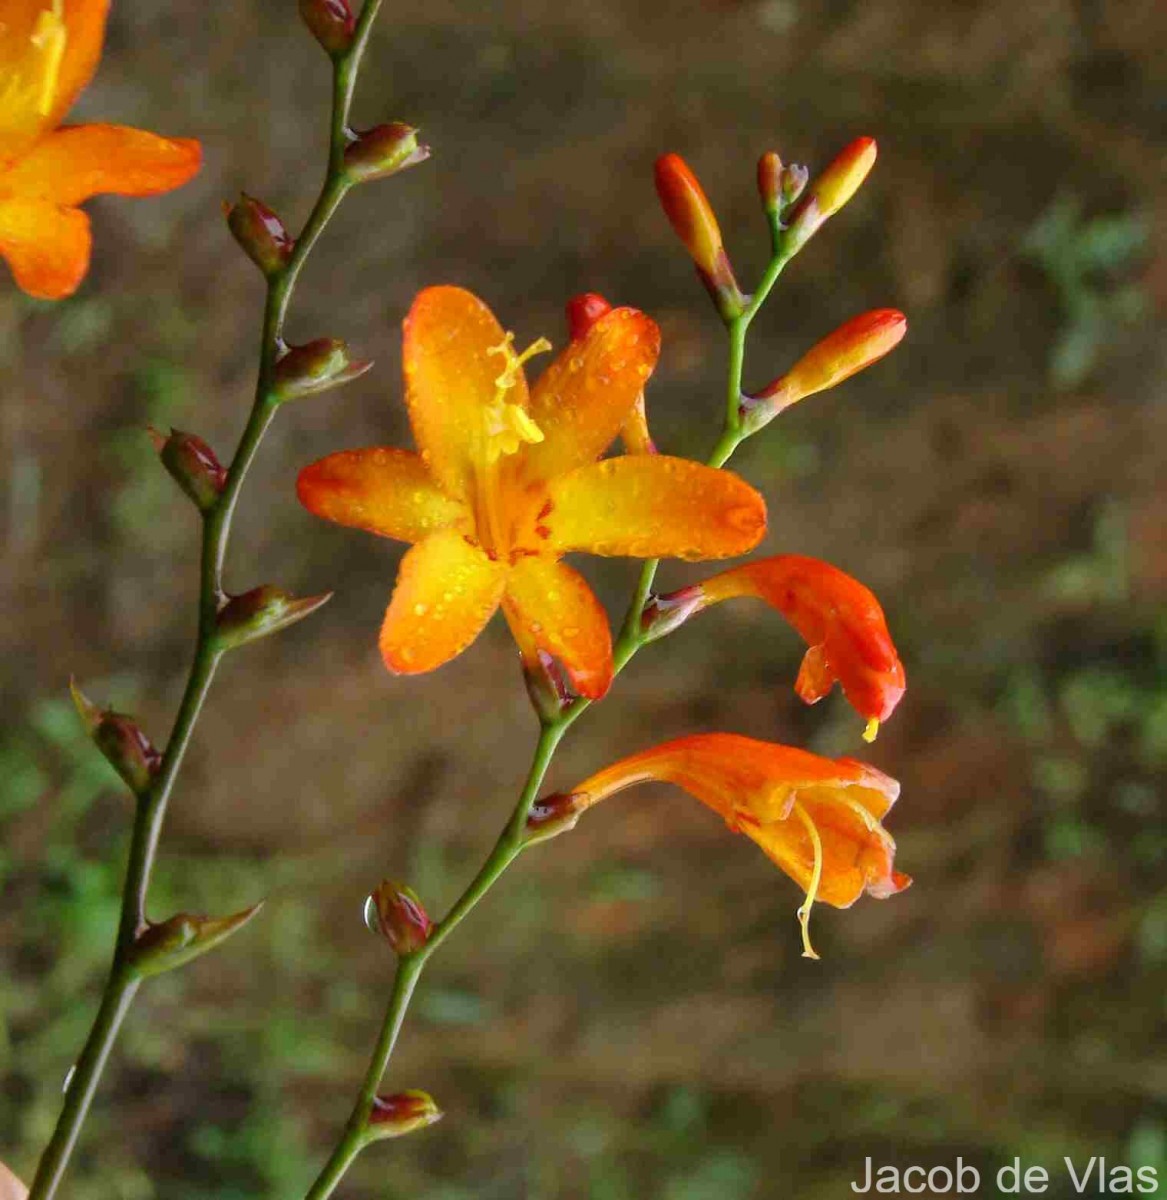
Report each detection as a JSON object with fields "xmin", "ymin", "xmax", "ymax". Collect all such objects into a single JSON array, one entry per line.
[{"xmin": 28, "ymin": 3, "xmax": 400, "ymax": 1195}]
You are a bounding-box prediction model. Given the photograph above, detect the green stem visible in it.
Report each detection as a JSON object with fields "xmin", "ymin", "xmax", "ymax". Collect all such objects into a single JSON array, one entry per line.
[{"xmin": 28, "ymin": 12, "xmax": 386, "ymax": 1197}]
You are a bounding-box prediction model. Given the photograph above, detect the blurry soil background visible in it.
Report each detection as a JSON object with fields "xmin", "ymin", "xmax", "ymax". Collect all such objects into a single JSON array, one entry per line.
[{"xmin": 2, "ymin": 1, "xmax": 1167, "ymax": 1197}]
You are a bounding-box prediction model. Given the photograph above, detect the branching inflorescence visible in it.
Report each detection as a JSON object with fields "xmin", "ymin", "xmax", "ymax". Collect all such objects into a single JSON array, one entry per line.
[{"xmin": 8, "ymin": 0, "xmax": 912, "ymax": 1195}]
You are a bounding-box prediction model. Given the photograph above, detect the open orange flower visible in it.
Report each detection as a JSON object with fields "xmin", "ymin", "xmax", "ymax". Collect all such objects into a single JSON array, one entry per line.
[
  {"xmin": 647, "ymin": 555, "xmax": 905, "ymax": 741},
  {"xmin": 0, "ymin": 0, "xmax": 202, "ymax": 299},
  {"xmin": 551, "ymin": 732, "xmax": 910, "ymax": 958},
  {"xmin": 298, "ymin": 286, "xmax": 767, "ymax": 697}
]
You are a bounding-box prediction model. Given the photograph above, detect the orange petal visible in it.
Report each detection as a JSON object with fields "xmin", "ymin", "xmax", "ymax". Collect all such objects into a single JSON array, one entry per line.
[
  {"xmin": 0, "ymin": 196, "xmax": 89, "ymax": 298},
  {"xmin": 52, "ymin": 0, "xmax": 111, "ymax": 127},
  {"xmin": 379, "ymin": 529, "xmax": 507, "ymax": 674},
  {"xmin": 521, "ymin": 307, "xmax": 660, "ymax": 481},
  {"xmin": 2, "ymin": 123, "xmax": 201, "ymax": 205},
  {"xmin": 402, "ymin": 286, "xmax": 516, "ymax": 500},
  {"xmin": 541, "ymin": 456, "xmax": 766, "ymax": 561},
  {"xmin": 502, "ymin": 556, "xmax": 613, "ymax": 699},
  {"xmin": 297, "ymin": 448, "xmax": 468, "ymax": 544}
]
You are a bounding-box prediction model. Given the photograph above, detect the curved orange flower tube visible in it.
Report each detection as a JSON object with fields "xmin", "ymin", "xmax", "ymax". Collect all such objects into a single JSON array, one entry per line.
[
  {"xmin": 298, "ymin": 286, "xmax": 767, "ymax": 697},
  {"xmin": 557, "ymin": 732, "xmax": 910, "ymax": 958},
  {"xmin": 0, "ymin": 0, "xmax": 202, "ymax": 299},
  {"xmin": 648, "ymin": 555, "xmax": 905, "ymax": 741}
]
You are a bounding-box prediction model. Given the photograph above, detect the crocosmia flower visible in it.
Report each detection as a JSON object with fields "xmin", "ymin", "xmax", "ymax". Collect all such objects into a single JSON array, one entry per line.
[
  {"xmin": 298, "ymin": 286, "xmax": 767, "ymax": 697},
  {"xmin": 0, "ymin": 0, "xmax": 202, "ymax": 299},
  {"xmin": 648, "ymin": 555, "xmax": 905, "ymax": 741},
  {"xmin": 561, "ymin": 732, "xmax": 910, "ymax": 958}
]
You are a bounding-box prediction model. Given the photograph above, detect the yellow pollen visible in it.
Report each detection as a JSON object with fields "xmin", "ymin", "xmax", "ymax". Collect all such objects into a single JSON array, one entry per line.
[
  {"xmin": 862, "ymin": 717, "xmax": 880, "ymax": 743},
  {"xmin": 483, "ymin": 332, "xmax": 551, "ymax": 462},
  {"xmin": 30, "ymin": 1, "xmax": 67, "ymax": 117},
  {"xmin": 791, "ymin": 801, "xmax": 823, "ymax": 960}
]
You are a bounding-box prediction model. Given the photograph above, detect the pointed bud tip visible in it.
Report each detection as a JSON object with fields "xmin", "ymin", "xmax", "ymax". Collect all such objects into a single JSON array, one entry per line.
[
  {"xmin": 272, "ymin": 339, "xmax": 372, "ymax": 400},
  {"xmin": 215, "ymin": 586, "xmax": 332, "ymax": 650},
  {"xmin": 69, "ymin": 677, "xmax": 102, "ymax": 734},
  {"xmin": 130, "ymin": 901, "xmax": 265, "ymax": 978}
]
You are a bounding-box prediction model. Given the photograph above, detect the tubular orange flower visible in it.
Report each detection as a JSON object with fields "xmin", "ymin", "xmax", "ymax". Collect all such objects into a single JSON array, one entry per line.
[
  {"xmin": 298, "ymin": 286, "xmax": 766, "ymax": 697},
  {"xmin": 0, "ymin": 0, "xmax": 202, "ymax": 299},
  {"xmin": 553, "ymin": 733, "xmax": 911, "ymax": 958},
  {"xmin": 645, "ymin": 555, "xmax": 905, "ymax": 741}
]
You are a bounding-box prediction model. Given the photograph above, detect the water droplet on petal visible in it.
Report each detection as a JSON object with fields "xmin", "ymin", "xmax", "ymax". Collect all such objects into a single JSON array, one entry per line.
[{"xmin": 414, "ymin": 602, "xmax": 429, "ymax": 616}]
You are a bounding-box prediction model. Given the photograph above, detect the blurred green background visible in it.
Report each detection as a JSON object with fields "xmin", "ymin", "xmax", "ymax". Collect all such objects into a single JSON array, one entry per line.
[{"xmin": 2, "ymin": 0, "xmax": 1165, "ymax": 1196}]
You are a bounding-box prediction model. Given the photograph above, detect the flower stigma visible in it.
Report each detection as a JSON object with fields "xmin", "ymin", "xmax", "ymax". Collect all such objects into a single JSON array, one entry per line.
[
  {"xmin": 791, "ymin": 800, "xmax": 823, "ymax": 960},
  {"xmin": 483, "ymin": 332, "xmax": 550, "ymax": 463}
]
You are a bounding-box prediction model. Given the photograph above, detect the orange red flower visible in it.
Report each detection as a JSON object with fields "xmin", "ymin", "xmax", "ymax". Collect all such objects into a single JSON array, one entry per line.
[
  {"xmin": 559, "ymin": 732, "xmax": 910, "ymax": 957},
  {"xmin": 646, "ymin": 555, "xmax": 905, "ymax": 740},
  {"xmin": 298, "ymin": 286, "xmax": 767, "ymax": 697},
  {"xmin": 0, "ymin": 0, "xmax": 202, "ymax": 299}
]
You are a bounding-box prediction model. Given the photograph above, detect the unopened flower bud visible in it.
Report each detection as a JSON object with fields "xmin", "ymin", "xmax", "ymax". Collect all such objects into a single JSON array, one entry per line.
[
  {"xmin": 214, "ymin": 586, "xmax": 332, "ymax": 651},
  {"xmin": 149, "ymin": 427, "xmax": 226, "ymax": 513},
  {"xmin": 271, "ymin": 338, "xmax": 373, "ymax": 401},
  {"xmin": 298, "ymin": 0, "xmax": 354, "ymax": 55},
  {"xmin": 639, "ymin": 585, "xmax": 704, "ymax": 643},
  {"xmin": 367, "ymin": 1091, "xmax": 443, "ymax": 1140},
  {"xmin": 343, "ymin": 123, "xmax": 431, "ymax": 183},
  {"xmin": 757, "ymin": 151, "xmax": 783, "ymax": 215},
  {"xmin": 565, "ymin": 292, "xmax": 612, "ymax": 341},
  {"xmin": 225, "ymin": 194, "xmax": 294, "ymax": 277},
  {"xmin": 128, "ymin": 903, "xmax": 263, "ymax": 979},
  {"xmin": 654, "ymin": 153, "xmax": 743, "ymax": 319},
  {"xmin": 743, "ymin": 308, "xmax": 906, "ymax": 433},
  {"xmin": 785, "ymin": 137, "xmax": 877, "ymax": 255},
  {"xmin": 364, "ymin": 881, "xmax": 432, "ymax": 955},
  {"xmin": 71, "ymin": 680, "xmax": 160, "ymax": 796},
  {"xmin": 524, "ymin": 791, "xmax": 588, "ymax": 846}
]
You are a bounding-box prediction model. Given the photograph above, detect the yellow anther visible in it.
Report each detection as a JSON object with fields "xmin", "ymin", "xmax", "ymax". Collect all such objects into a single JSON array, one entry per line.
[
  {"xmin": 791, "ymin": 800, "xmax": 823, "ymax": 960},
  {"xmin": 30, "ymin": 1, "xmax": 67, "ymax": 117},
  {"xmin": 862, "ymin": 717, "xmax": 880, "ymax": 744},
  {"xmin": 482, "ymin": 332, "xmax": 551, "ymax": 461},
  {"xmin": 488, "ymin": 332, "xmax": 552, "ymax": 392}
]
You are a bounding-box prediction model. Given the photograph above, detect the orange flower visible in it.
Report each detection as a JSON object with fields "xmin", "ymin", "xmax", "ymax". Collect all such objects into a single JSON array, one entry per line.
[
  {"xmin": 298, "ymin": 286, "xmax": 767, "ymax": 697},
  {"xmin": 556, "ymin": 732, "xmax": 910, "ymax": 958},
  {"xmin": 646, "ymin": 555, "xmax": 905, "ymax": 740},
  {"xmin": 0, "ymin": 0, "xmax": 202, "ymax": 299}
]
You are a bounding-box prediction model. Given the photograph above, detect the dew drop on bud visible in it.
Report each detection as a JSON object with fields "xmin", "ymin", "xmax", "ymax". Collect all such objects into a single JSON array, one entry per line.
[{"xmin": 362, "ymin": 893, "xmax": 380, "ymax": 935}]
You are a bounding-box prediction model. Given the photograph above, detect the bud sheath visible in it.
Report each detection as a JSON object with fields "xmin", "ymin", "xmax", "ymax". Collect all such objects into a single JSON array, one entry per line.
[
  {"xmin": 225, "ymin": 194, "xmax": 293, "ymax": 277},
  {"xmin": 367, "ymin": 1091, "xmax": 443, "ymax": 1140},
  {"xmin": 343, "ymin": 123, "xmax": 431, "ymax": 183},
  {"xmin": 365, "ymin": 881, "xmax": 432, "ymax": 954},
  {"xmin": 298, "ymin": 0, "xmax": 354, "ymax": 54},
  {"xmin": 271, "ymin": 338, "xmax": 372, "ymax": 401},
  {"xmin": 150, "ymin": 427, "xmax": 226, "ymax": 513}
]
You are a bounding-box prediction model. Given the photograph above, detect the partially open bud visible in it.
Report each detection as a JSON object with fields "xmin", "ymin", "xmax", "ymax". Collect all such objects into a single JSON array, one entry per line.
[
  {"xmin": 654, "ymin": 153, "xmax": 743, "ymax": 318},
  {"xmin": 71, "ymin": 680, "xmax": 161, "ymax": 796},
  {"xmin": 743, "ymin": 309, "xmax": 906, "ymax": 433},
  {"xmin": 364, "ymin": 880, "xmax": 433, "ymax": 955},
  {"xmin": 784, "ymin": 137, "xmax": 877, "ymax": 255},
  {"xmin": 298, "ymin": 0, "xmax": 354, "ymax": 55},
  {"xmin": 343, "ymin": 123, "xmax": 431, "ymax": 183},
  {"xmin": 367, "ymin": 1091, "xmax": 443, "ymax": 1140},
  {"xmin": 149, "ymin": 427, "xmax": 226, "ymax": 513},
  {"xmin": 128, "ymin": 903, "xmax": 264, "ymax": 978},
  {"xmin": 524, "ymin": 791, "xmax": 587, "ymax": 846},
  {"xmin": 225, "ymin": 194, "xmax": 294, "ymax": 277},
  {"xmin": 271, "ymin": 338, "xmax": 373, "ymax": 401},
  {"xmin": 215, "ymin": 586, "xmax": 332, "ymax": 651},
  {"xmin": 565, "ymin": 292, "xmax": 612, "ymax": 340}
]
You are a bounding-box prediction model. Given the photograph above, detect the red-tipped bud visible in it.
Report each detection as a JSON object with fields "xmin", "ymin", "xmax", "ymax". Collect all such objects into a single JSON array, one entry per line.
[
  {"xmin": 225, "ymin": 194, "xmax": 294, "ymax": 277},
  {"xmin": 367, "ymin": 1091, "xmax": 443, "ymax": 1139},
  {"xmin": 214, "ymin": 585, "xmax": 332, "ymax": 651},
  {"xmin": 785, "ymin": 137, "xmax": 877, "ymax": 254},
  {"xmin": 654, "ymin": 153, "xmax": 743, "ymax": 318},
  {"xmin": 343, "ymin": 123, "xmax": 430, "ymax": 183},
  {"xmin": 565, "ymin": 292, "xmax": 612, "ymax": 341},
  {"xmin": 149, "ymin": 427, "xmax": 226, "ymax": 513},
  {"xmin": 744, "ymin": 308, "xmax": 906, "ymax": 432},
  {"xmin": 757, "ymin": 151, "xmax": 783, "ymax": 215},
  {"xmin": 364, "ymin": 881, "xmax": 433, "ymax": 955},
  {"xmin": 522, "ymin": 648, "xmax": 572, "ymax": 724},
  {"xmin": 298, "ymin": 0, "xmax": 355, "ymax": 55},
  {"xmin": 524, "ymin": 791, "xmax": 588, "ymax": 846},
  {"xmin": 128, "ymin": 903, "xmax": 264, "ymax": 979},
  {"xmin": 639, "ymin": 585, "xmax": 703, "ymax": 643},
  {"xmin": 271, "ymin": 338, "xmax": 373, "ymax": 401},
  {"xmin": 71, "ymin": 680, "xmax": 161, "ymax": 796}
]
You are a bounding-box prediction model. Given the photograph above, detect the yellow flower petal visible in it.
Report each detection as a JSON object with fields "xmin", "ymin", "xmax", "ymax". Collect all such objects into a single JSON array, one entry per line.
[
  {"xmin": 0, "ymin": 195, "xmax": 89, "ymax": 298},
  {"xmin": 502, "ymin": 556, "xmax": 613, "ymax": 699},
  {"xmin": 379, "ymin": 529, "xmax": 507, "ymax": 674},
  {"xmin": 297, "ymin": 448, "xmax": 468, "ymax": 544},
  {"xmin": 540, "ymin": 456, "xmax": 766, "ymax": 561}
]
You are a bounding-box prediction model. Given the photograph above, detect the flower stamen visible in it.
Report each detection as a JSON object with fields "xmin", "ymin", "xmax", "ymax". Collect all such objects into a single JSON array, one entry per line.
[
  {"xmin": 482, "ymin": 333, "xmax": 551, "ymax": 463},
  {"xmin": 790, "ymin": 800, "xmax": 823, "ymax": 960},
  {"xmin": 863, "ymin": 716, "xmax": 880, "ymax": 743}
]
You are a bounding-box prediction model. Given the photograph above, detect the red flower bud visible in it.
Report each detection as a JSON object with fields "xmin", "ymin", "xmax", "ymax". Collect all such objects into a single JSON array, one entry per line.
[
  {"xmin": 128, "ymin": 903, "xmax": 264, "ymax": 979},
  {"xmin": 214, "ymin": 586, "xmax": 332, "ymax": 651},
  {"xmin": 343, "ymin": 123, "xmax": 430, "ymax": 183},
  {"xmin": 149, "ymin": 427, "xmax": 226, "ymax": 513},
  {"xmin": 271, "ymin": 338, "xmax": 373, "ymax": 401},
  {"xmin": 225, "ymin": 194, "xmax": 294, "ymax": 277},
  {"xmin": 71, "ymin": 680, "xmax": 161, "ymax": 796},
  {"xmin": 654, "ymin": 153, "xmax": 743, "ymax": 317},
  {"xmin": 364, "ymin": 881, "xmax": 433, "ymax": 955},
  {"xmin": 565, "ymin": 292, "xmax": 612, "ymax": 341},
  {"xmin": 745, "ymin": 308, "xmax": 906, "ymax": 432},
  {"xmin": 785, "ymin": 137, "xmax": 877, "ymax": 254},
  {"xmin": 298, "ymin": 0, "xmax": 355, "ymax": 55},
  {"xmin": 367, "ymin": 1091, "xmax": 443, "ymax": 1139}
]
